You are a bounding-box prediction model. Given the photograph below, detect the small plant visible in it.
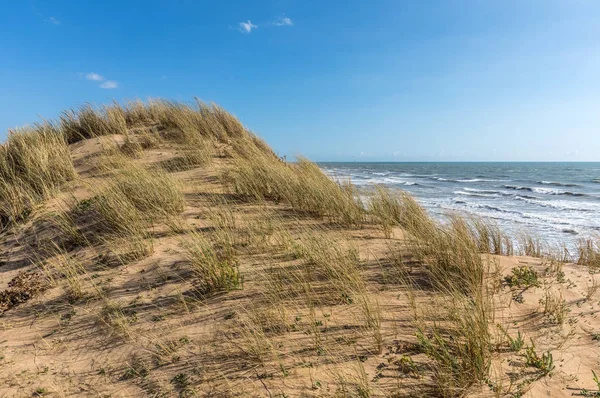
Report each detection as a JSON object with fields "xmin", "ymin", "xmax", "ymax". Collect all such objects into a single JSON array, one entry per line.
[
  {"xmin": 594, "ymin": 370, "xmax": 600, "ymax": 390},
  {"xmin": 120, "ymin": 356, "xmax": 149, "ymax": 380},
  {"xmin": 179, "ymin": 336, "xmax": 190, "ymax": 345},
  {"xmin": 581, "ymin": 389, "xmax": 600, "ymax": 397},
  {"xmin": 505, "ymin": 266, "xmax": 540, "ymax": 288},
  {"xmin": 512, "ymin": 293, "xmax": 524, "ymax": 303},
  {"xmin": 279, "ymin": 362, "xmax": 289, "ymax": 377},
  {"xmin": 498, "ymin": 326, "xmax": 525, "ymax": 352},
  {"xmin": 171, "ymin": 372, "xmax": 189, "ymax": 389},
  {"xmin": 541, "ymin": 290, "xmax": 569, "ymax": 325},
  {"xmin": 581, "ymin": 371, "xmax": 600, "ymax": 397},
  {"xmin": 32, "ymin": 387, "xmax": 48, "ymax": 396},
  {"xmin": 586, "ymin": 276, "xmax": 599, "ymax": 301},
  {"xmin": 509, "ymin": 331, "xmax": 525, "ymax": 352},
  {"xmin": 99, "ymin": 301, "xmax": 138, "ymax": 338},
  {"xmin": 224, "ymin": 311, "xmax": 236, "ymax": 320},
  {"xmin": 396, "ymin": 355, "xmax": 420, "ymax": 378},
  {"xmin": 525, "ymin": 341, "xmax": 554, "ymax": 375}
]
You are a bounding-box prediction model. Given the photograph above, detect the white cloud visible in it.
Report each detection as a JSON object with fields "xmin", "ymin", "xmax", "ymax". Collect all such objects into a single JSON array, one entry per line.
[
  {"xmin": 85, "ymin": 72, "xmax": 104, "ymax": 81},
  {"xmin": 274, "ymin": 17, "xmax": 293, "ymax": 26},
  {"xmin": 239, "ymin": 20, "xmax": 257, "ymax": 34},
  {"xmin": 100, "ymin": 80, "xmax": 119, "ymax": 89},
  {"xmin": 81, "ymin": 72, "xmax": 119, "ymax": 88},
  {"xmin": 48, "ymin": 16, "xmax": 61, "ymax": 25}
]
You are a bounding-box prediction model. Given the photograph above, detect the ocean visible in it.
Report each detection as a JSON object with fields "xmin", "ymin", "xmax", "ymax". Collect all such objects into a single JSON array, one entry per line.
[{"xmin": 320, "ymin": 162, "xmax": 600, "ymax": 251}]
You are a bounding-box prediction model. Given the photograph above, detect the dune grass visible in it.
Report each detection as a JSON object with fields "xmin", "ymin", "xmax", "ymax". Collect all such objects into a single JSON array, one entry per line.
[
  {"xmin": 381, "ymin": 192, "xmax": 494, "ymax": 396},
  {"xmin": 368, "ymin": 185, "xmax": 404, "ymax": 237},
  {"xmin": 577, "ymin": 238, "xmax": 600, "ymax": 268},
  {"xmin": 0, "ymin": 123, "xmax": 75, "ymax": 226},
  {"xmin": 225, "ymin": 146, "xmax": 365, "ymax": 226},
  {"xmin": 182, "ymin": 231, "xmax": 242, "ymax": 295},
  {"xmin": 89, "ymin": 158, "xmax": 185, "ymax": 262},
  {"xmin": 57, "ymin": 99, "xmax": 257, "ymax": 152},
  {"xmin": 61, "ymin": 103, "xmax": 127, "ymax": 143},
  {"xmin": 40, "ymin": 246, "xmax": 90, "ymax": 301}
]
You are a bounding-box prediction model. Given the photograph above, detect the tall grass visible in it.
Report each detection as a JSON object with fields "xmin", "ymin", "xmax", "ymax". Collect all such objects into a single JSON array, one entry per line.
[
  {"xmin": 414, "ymin": 291, "xmax": 492, "ymax": 397},
  {"xmin": 57, "ymin": 99, "xmax": 259, "ymax": 151},
  {"xmin": 108, "ymin": 163, "xmax": 184, "ymax": 217},
  {"xmin": 577, "ymin": 238, "xmax": 600, "ymax": 267},
  {"xmin": 519, "ymin": 233, "xmax": 544, "ymax": 257},
  {"xmin": 471, "ymin": 217, "xmax": 514, "ymax": 255},
  {"xmin": 225, "ymin": 147, "xmax": 365, "ymax": 226},
  {"xmin": 383, "ymin": 193, "xmax": 494, "ymax": 396},
  {"xmin": 40, "ymin": 246, "xmax": 90, "ymax": 300},
  {"xmin": 293, "ymin": 232, "xmax": 364, "ymax": 301},
  {"xmin": 0, "ymin": 98, "xmax": 262, "ymax": 229},
  {"xmin": 370, "ymin": 187, "xmax": 517, "ymax": 259},
  {"xmin": 182, "ymin": 231, "xmax": 241, "ymax": 295},
  {"xmin": 0, "ymin": 123, "xmax": 76, "ymax": 225},
  {"xmin": 85, "ymin": 157, "xmax": 186, "ymax": 262},
  {"xmin": 368, "ymin": 185, "xmax": 403, "ymax": 237},
  {"xmin": 60, "ymin": 103, "xmax": 127, "ymax": 143}
]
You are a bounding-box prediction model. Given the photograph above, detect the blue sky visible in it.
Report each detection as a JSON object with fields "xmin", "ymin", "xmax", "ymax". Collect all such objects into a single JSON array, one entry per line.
[{"xmin": 1, "ymin": 1, "xmax": 600, "ymax": 161}]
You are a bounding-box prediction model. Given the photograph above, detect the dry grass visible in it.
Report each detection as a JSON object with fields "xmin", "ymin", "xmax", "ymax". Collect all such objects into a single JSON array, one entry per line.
[
  {"xmin": 577, "ymin": 237, "xmax": 600, "ymax": 268},
  {"xmin": 107, "ymin": 162, "xmax": 184, "ymax": 217},
  {"xmin": 519, "ymin": 233, "xmax": 545, "ymax": 257},
  {"xmin": 414, "ymin": 291, "xmax": 492, "ymax": 397},
  {"xmin": 40, "ymin": 248, "xmax": 89, "ymax": 300},
  {"xmin": 98, "ymin": 300, "xmax": 138, "ymax": 340},
  {"xmin": 264, "ymin": 230, "xmax": 364, "ymax": 306},
  {"xmin": 388, "ymin": 195, "xmax": 495, "ymax": 396},
  {"xmin": 471, "ymin": 217, "xmax": 514, "ymax": 255},
  {"xmin": 368, "ymin": 185, "xmax": 403, "ymax": 238},
  {"xmin": 182, "ymin": 231, "xmax": 242, "ymax": 295},
  {"xmin": 410, "ymin": 214, "xmax": 486, "ymax": 295},
  {"xmin": 542, "ymin": 288, "xmax": 569, "ymax": 325},
  {"xmin": 58, "ymin": 99, "xmax": 256, "ymax": 153},
  {"xmin": 0, "ymin": 123, "xmax": 75, "ymax": 226},
  {"xmin": 61, "ymin": 103, "xmax": 127, "ymax": 143},
  {"xmin": 225, "ymin": 148, "xmax": 365, "ymax": 226},
  {"xmin": 65, "ymin": 155, "xmax": 186, "ymax": 264},
  {"xmin": 90, "ymin": 157, "xmax": 184, "ymax": 234}
]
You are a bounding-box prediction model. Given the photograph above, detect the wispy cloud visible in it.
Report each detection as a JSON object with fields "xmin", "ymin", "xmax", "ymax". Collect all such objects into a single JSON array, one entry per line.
[
  {"xmin": 235, "ymin": 16, "xmax": 292, "ymax": 34},
  {"xmin": 85, "ymin": 72, "xmax": 104, "ymax": 81},
  {"xmin": 47, "ymin": 16, "xmax": 61, "ymax": 25},
  {"xmin": 32, "ymin": 5, "xmax": 61, "ymax": 26},
  {"xmin": 273, "ymin": 16, "xmax": 293, "ymax": 27},
  {"xmin": 238, "ymin": 20, "xmax": 257, "ymax": 34},
  {"xmin": 99, "ymin": 80, "xmax": 119, "ymax": 89},
  {"xmin": 80, "ymin": 72, "xmax": 119, "ymax": 89}
]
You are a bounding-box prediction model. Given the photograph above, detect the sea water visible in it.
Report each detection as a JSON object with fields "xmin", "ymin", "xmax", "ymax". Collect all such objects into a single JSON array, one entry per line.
[{"xmin": 320, "ymin": 162, "xmax": 600, "ymax": 251}]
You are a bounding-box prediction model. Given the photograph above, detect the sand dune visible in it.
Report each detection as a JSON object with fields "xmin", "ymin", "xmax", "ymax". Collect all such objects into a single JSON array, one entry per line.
[{"xmin": 0, "ymin": 101, "xmax": 598, "ymax": 397}]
